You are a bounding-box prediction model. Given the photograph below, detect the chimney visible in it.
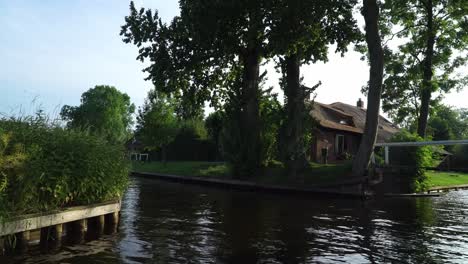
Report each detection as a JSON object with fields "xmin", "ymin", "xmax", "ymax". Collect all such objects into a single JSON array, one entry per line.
[{"xmin": 357, "ymin": 98, "xmax": 364, "ymax": 109}]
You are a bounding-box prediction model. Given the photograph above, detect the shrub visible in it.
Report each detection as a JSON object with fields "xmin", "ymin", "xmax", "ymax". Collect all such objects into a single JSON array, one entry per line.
[
  {"xmin": 0, "ymin": 116, "xmax": 129, "ymax": 221},
  {"xmin": 389, "ymin": 130, "xmax": 433, "ymax": 192}
]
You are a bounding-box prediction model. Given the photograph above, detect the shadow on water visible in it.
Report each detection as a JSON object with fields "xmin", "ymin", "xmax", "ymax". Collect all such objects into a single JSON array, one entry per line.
[{"xmin": 3, "ymin": 177, "xmax": 468, "ymax": 263}]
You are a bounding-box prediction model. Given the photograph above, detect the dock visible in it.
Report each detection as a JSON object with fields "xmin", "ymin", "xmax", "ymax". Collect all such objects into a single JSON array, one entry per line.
[{"xmin": 0, "ymin": 200, "xmax": 121, "ymax": 254}]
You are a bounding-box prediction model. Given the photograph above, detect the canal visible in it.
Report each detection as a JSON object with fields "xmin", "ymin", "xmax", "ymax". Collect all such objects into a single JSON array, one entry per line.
[{"xmin": 4, "ymin": 176, "xmax": 468, "ymax": 263}]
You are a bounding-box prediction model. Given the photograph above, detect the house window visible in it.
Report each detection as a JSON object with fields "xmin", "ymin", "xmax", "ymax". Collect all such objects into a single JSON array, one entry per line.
[{"xmin": 335, "ymin": 134, "xmax": 345, "ymax": 155}]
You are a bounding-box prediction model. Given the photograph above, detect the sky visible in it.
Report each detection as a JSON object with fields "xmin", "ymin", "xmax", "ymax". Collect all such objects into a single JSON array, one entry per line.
[{"xmin": 1, "ymin": 0, "xmax": 467, "ymax": 120}]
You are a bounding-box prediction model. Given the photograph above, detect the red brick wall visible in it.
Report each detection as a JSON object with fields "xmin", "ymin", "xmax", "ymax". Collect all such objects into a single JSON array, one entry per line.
[{"xmin": 311, "ymin": 128, "xmax": 361, "ymax": 163}]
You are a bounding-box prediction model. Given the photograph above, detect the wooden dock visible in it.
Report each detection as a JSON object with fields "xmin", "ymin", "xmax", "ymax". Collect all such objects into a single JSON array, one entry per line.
[
  {"xmin": 0, "ymin": 200, "xmax": 121, "ymax": 254},
  {"xmin": 428, "ymin": 184, "xmax": 468, "ymax": 193}
]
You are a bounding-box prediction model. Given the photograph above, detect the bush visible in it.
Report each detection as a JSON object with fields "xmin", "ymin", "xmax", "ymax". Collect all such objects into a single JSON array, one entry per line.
[
  {"xmin": 388, "ymin": 130, "xmax": 433, "ymax": 192},
  {"xmin": 0, "ymin": 116, "xmax": 129, "ymax": 221}
]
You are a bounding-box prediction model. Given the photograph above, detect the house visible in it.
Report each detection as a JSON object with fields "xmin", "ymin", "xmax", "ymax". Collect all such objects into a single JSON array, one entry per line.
[
  {"xmin": 126, "ymin": 138, "xmax": 149, "ymax": 161},
  {"xmin": 310, "ymin": 99, "xmax": 400, "ymax": 163}
]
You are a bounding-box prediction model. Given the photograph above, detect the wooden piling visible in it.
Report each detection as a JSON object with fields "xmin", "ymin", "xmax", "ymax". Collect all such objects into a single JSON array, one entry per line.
[
  {"xmin": 50, "ymin": 224, "xmax": 63, "ymax": 248},
  {"xmin": 97, "ymin": 215, "xmax": 105, "ymax": 235},
  {"xmin": 105, "ymin": 212, "xmax": 119, "ymax": 234},
  {"xmin": 69, "ymin": 219, "xmax": 87, "ymax": 244}
]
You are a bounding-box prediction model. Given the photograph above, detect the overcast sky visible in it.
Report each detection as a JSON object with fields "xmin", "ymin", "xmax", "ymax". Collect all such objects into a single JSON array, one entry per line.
[{"xmin": 1, "ymin": 0, "xmax": 466, "ymax": 119}]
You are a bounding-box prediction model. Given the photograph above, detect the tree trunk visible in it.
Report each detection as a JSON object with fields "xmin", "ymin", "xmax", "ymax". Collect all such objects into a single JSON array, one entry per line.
[
  {"xmin": 417, "ymin": 0, "xmax": 434, "ymax": 138},
  {"xmin": 351, "ymin": 0, "xmax": 384, "ymax": 177},
  {"xmin": 239, "ymin": 47, "xmax": 261, "ymax": 177},
  {"xmin": 283, "ymin": 53, "xmax": 307, "ymax": 178}
]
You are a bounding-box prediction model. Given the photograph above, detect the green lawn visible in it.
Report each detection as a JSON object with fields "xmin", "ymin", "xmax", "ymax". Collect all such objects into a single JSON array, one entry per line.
[
  {"xmin": 131, "ymin": 161, "xmax": 352, "ymax": 187},
  {"xmin": 132, "ymin": 161, "xmax": 230, "ymax": 178},
  {"xmin": 426, "ymin": 170, "xmax": 468, "ymax": 188}
]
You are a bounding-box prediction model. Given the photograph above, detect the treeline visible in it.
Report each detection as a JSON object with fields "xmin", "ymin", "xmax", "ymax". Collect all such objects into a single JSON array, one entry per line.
[{"xmin": 121, "ymin": 0, "xmax": 467, "ymax": 179}]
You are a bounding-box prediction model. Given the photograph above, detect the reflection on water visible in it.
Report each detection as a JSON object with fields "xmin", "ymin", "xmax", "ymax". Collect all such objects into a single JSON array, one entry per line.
[{"xmin": 3, "ymin": 177, "xmax": 468, "ymax": 263}]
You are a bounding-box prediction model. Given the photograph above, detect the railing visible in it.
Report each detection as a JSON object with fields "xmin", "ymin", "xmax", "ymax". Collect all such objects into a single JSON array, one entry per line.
[{"xmin": 373, "ymin": 139, "xmax": 468, "ymax": 165}]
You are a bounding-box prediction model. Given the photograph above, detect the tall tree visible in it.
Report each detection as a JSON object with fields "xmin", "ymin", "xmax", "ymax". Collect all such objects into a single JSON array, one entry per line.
[
  {"xmin": 136, "ymin": 90, "xmax": 179, "ymax": 162},
  {"xmin": 268, "ymin": 0, "xmax": 359, "ymax": 178},
  {"xmin": 380, "ymin": 0, "xmax": 467, "ymax": 137},
  {"xmin": 122, "ymin": 1, "xmax": 270, "ymax": 177},
  {"xmin": 351, "ymin": 0, "xmax": 385, "ymax": 177},
  {"xmin": 60, "ymin": 85, "xmax": 135, "ymax": 143},
  {"xmin": 120, "ymin": 3, "xmax": 208, "ymax": 119}
]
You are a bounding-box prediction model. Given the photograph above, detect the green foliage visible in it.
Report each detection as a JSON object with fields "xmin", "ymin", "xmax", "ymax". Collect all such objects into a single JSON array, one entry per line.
[
  {"xmin": 219, "ymin": 76, "xmax": 283, "ymax": 175},
  {"xmin": 373, "ymin": 0, "xmax": 468, "ymax": 129},
  {"xmin": 177, "ymin": 119, "xmax": 208, "ymax": 141},
  {"xmin": 60, "ymin": 85, "xmax": 135, "ymax": 143},
  {"xmin": 205, "ymin": 112, "xmax": 224, "ymax": 144},
  {"xmin": 0, "ymin": 116, "xmax": 129, "ymax": 221},
  {"xmin": 451, "ymin": 144, "xmax": 468, "ymax": 169},
  {"xmin": 136, "ymin": 91, "xmax": 179, "ymax": 153},
  {"xmin": 428, "ymin": 105, "xmax": 468, "ymax": 141},
  {"xmin": 389, "ymin": 130, "xmax": 434, "ymax": 192},
  {"xmin": 259, "ymin": 89, "xmax": 283, "ymax": 166}
]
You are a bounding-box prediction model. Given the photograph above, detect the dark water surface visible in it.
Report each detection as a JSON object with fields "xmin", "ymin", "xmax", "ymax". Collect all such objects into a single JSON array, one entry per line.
[{"xmin": 3, "ymin": 177, "xmax": 468, "ymax": 263}]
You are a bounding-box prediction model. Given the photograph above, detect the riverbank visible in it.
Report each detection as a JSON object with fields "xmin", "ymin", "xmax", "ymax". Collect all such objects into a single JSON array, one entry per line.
[
  {"xmin": 427, "ymin": 171, "xmax": 468, "ymax": 188},
  {"xmin": 131, "ymin": 161, "xmax": 353, "ymax": 187},
  {"xmin": 132, "ymin": 162, "xmax": 468, "ymax": 193}
]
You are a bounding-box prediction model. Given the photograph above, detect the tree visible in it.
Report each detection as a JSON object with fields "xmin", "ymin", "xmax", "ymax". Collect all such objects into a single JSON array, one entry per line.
[
  {"xmin": 136, "ymin": 91, "xmax": 178, "ymax": 162},
  {"xmin": 268, "ymin": 0, "xmax": 359, "ymax": 178},
  {"xmin": 121, "ymin": 0, "xmax": 270, "ymax": 177},
  {"xmin": 351, "ymin": 0, "xmax": 385, "ymax": 177},
  {"xmin": 379, "ymin": 0, "xmax": 468, "ymax": 137},
  {"xmin": 60, "ymin": 85, "xmax": 135, "ymax": 143},
  {"xmin": 428, "ymin": 105, "xmax": 468, "ymax": 140}
]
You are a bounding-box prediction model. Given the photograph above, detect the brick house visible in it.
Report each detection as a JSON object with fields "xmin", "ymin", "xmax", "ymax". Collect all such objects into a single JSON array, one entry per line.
[{"xmin": 310, "ymin": 99, "xmax": 399, "ymax": 163}]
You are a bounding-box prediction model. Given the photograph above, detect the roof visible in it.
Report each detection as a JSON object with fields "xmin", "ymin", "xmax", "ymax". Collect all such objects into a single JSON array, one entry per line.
[{"xmin": 310, "ymin": 101, "xmax": 400, "ymax": 143}]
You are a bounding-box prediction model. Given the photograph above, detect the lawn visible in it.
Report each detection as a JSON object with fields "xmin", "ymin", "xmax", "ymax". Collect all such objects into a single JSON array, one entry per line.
[
  {"xmin": 426, "ymin": 170, "xmax": 468, "ymax": 188},
  {"xmin": 132, "ymin": 161, "xmax": 230, "ymax": 178},
  {"xmin": 132, "ymin": 161, "xmax": 352, "ymax": 187}
]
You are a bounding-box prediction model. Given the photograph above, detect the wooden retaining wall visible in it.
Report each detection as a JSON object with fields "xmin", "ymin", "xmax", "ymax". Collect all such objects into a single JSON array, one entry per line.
[
  {"xmin": 0, "ymin": 200, "xmax": 120, "ymax": 254},
  {"xmin": 131, "ymin": 171, "xmax": 368, "ymax": 198}
]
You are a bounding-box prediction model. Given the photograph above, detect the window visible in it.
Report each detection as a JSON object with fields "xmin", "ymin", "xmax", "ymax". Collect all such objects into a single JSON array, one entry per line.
[{"xmin": 335, "ymin": 134, "xmax": 345, "ymax": 155}]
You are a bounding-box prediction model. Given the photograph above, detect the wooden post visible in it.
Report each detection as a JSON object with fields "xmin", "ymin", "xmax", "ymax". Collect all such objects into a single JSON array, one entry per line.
[
  {"xmin": 50, "ymin": 224, "xmax": 63, "ymax": 248},
  {"xmin": 86, "ymin": 215, "xmax": 105, "ymax": 240},
  {"xmin": 97, "ymin": 215, "xmax": 105, "ymax": 235},
  {"xmin": 106, "ymin": 212, "xmax": 119, "ymax": 234},
  {"xmin": 69, "ymin": 219, "xmax": 87, "ymax": 244}
]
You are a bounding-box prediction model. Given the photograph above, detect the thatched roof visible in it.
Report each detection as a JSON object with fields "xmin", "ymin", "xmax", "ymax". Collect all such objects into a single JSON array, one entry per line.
[{"xmin": 310, "ymin": 101, "xmax": 400, "ymax": 143}]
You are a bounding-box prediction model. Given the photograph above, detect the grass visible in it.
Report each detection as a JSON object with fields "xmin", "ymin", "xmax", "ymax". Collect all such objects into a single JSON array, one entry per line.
[
  {"xmin": 131, "ymin": 161, "xmax": 352, "ymax": 187},
  {"xmin": 426, "ymin": 170, "xmax": 468, "ymax": 188},
  {"xmin": 132, "ymin": 161, "xmax": 230, "ymax": 178}
]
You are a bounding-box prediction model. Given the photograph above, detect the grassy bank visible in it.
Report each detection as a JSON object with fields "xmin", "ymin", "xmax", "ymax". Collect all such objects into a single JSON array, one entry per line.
[
  {"xmin": 426, "ymin": 171, "xmax": 468, "ymax": 188},
  {"xmin": 131, "ymin": 161, "xmax": 351, "ymax": 186},
  {"xmin": 0, "ymin": 116, "xmax": 129, "ymax": 221}
]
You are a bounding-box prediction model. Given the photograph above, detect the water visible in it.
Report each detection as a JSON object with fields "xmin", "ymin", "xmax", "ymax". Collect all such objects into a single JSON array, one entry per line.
[{"xmin": 3, "ymin": 177, "xmax": 468, "ymax": 263}]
